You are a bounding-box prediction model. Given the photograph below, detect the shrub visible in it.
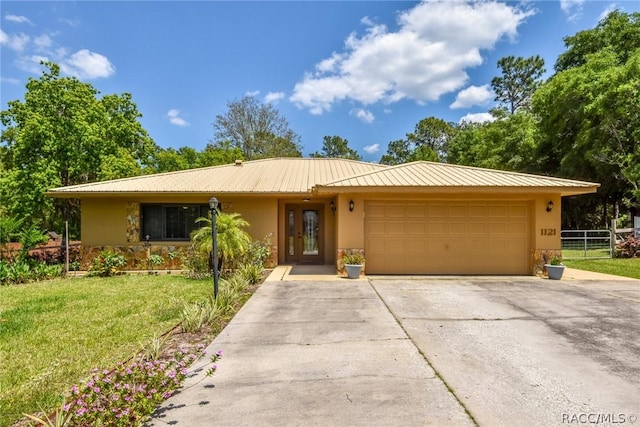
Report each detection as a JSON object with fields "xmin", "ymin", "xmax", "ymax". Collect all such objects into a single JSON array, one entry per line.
[
  {"xmin": 88, "ymin": 251, "xmax": 126, "ymax": 277},
  {"xmin": 182, "ymin": 245, "xmax": 211, "ymax": 279},
  {"xmin": 238, "ymin": 263, "xmax": 263, "ymax": 285},
  {"xmin": 615, "ymin": 235, "xmax": 640, "ymax": 258},
  {"xmin": 180, "ymin": 300, "xmax": 218, "ymax": 333},
  {"xmin": 0, "ymin": 260, "xmax": 64, "ymax": 285},
  {"xmin": 43, "ymin": 345, "xmax": 221, "ymax": 426},
  {"xmin": 341, "ymin": 252, "xmax": 365, "ymax": 265}
]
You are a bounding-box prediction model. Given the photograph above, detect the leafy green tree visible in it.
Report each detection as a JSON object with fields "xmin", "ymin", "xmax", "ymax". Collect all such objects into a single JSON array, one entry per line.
[
  {"xmin": 0, "ymin": 62, "xmax": 154, "ymax": 235},
  {"xmin": 310, "ymin": 135, "xmax": 361, "ymax": 160},
  {"xmin": 555, "ymin": 10, "xmax": 640, "ymax": 72},
  {"xmin": 213, "ymin": 96, "xmax": 302, "ymax": 160},
  {"xmin": 491, "ymin": 55, "xmax": 545, "ymax": 114},
  {"xmin": 534, "ymin": 48, "xmax": 640, "ymax": 212},
  {"xmin": 380, "ymin": 117, "xmax": 454, "ymax": 164},
  {"xmin": 196, "ymin": 142, "xmax": 244, "ymax": 167},
  {"xmin": 406, "ymin": 117, "xmax": 456, "ymax": 161},
  {"xmin": 151, "ymin": 147, "xmax": 194, "ymax": 173},
  {"xmin": 380, "ymin": 139, "xmax": 412, "ymax": 165},
  {"xmin": 447, "ymin": 111, "xmax": 538, "ymax": 171},
  {"xmin": 191, "ymin": 212, "xmax": 252, "ymax": 271}
]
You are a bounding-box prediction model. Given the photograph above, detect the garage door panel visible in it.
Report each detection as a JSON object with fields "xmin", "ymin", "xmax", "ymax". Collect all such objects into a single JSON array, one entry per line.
[
  {"xmin": 366, "ymin": 204, "xmax": 387, "ymax": 219},
  {"xmin": 489, "ymin": 223, "xmax": 508, "ymax": 235},
  {"xmin": 407, "ymin": 222, "xmax": 426, "ymax": 234},
  {"xmin": 429, "ymin": 222, "xmax": 447, "ymax": 235},
  {"xmin": 365, "ymin": 200, "xmax": 530, "ymax": 275},
  {"xmin": 406, "ymin": 205, "xmax": 425, "ymax": 218},
  {"xmin": 429, "ymin": 205, "xmax": 447, "ymax": 217},
  {"xmin": 387, "ymin": 222, "xmax": 406, "ymax": 235},
  {"xmin": 367, "ymin": 221, "xmax": 386, "ymax": 235},
  {"xmin": 387, "ymin": 205, "xmax": 405, "ymax": 218},
  {"xmin": 468, "ymin": 223, "xmax": 486, "ymax": 234}
]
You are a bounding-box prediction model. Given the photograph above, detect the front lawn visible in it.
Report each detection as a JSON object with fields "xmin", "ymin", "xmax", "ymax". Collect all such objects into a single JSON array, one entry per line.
[
  {"xmin": 563, "ymin": 258, "xmax": 640, "ymax": 279},
  {"xmin": 0, "ymin": 275, "xmax": 211, "ymax": 427}
]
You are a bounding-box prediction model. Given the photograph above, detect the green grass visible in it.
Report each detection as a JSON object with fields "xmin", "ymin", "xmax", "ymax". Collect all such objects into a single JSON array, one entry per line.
[
  {"xmin": 0, "ymin": 274, "xmax": 211, "ymax": 427},
  {"xmin": 563, "ymin": 258, "xmax": 640, "ymax": 279}
]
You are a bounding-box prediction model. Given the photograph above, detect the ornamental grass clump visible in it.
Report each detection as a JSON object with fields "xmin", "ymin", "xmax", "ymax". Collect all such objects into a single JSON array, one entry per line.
[{"xmin": 44, "ymin": 345, "xmax": 221, "ymax": 426}]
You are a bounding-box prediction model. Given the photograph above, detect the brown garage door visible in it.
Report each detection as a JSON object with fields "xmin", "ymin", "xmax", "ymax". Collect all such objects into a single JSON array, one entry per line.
[{"xmin": 365, "ymin": 201, "xmax": 531, "ymax": 274}]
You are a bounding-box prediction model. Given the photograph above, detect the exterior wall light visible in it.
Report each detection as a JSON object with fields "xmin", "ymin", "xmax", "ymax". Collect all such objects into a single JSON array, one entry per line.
[
  {"xmin": 546, "ymin": 200, "xmax": 554, "ymax": 212},
  {"xmin": 330, "ymin": 200, "xmax": 336, "ymax": 216},
  {"xmin": 349, "ymin": 200, "xmax": 355, "ymax": 212},
  {"xmin": 209, "ymin": 197, "xmax": 219, "ymax": 299}
]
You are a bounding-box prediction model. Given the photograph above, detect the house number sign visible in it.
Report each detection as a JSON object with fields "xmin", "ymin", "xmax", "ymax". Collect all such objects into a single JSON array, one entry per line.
[{"xmin": 540, "ymin": 228, "xmax": 557, "ymax": 236}]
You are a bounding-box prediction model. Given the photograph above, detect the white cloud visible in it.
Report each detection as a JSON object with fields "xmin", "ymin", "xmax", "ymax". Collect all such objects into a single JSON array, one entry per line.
[
  {"xmin": 383, "ymin": 108, "xmax": 392, "ymax": 114},
  {"xmin": 560, "ymin": 0, "xmax": 585, "ymax": 21},
  {"xmin": 291, "ymin": 0, "xmax": 533, "ymax": 114},
  {"xmin": 34, "ymin": 34, "xmax": 53, "ymax": 49},
  {"xmin": 245, "ymin": 90, "xmax": 260, "ymax": 97},
  {"xmin": 458, "ymin": 112, "xmax": 496, "ymax": 125},
  {"xmin": 450, "ymin": 84, "xmax": 493, "ymax": 109},
  {"xmin": 60, "ymin": 49, "xmax": 115, "ymax": 79},
  {"xmin": 15, "ymin": 55, "xmax": 49, "ymax": 74},
  {"xmin": 363, "ymin": 143, "xmax": 380, "ymax": 154},
  {"xmin": 264, "ymin": 92, "xmax": 285, "ymax": 104},
  {"xmin": 167, "ymin": 109, "xmax": 189, "ymax": 127},
  {"xmin": 1, "ymin": 76, "xmax": 21, "ymax": 84},
  {"xmin": 351, "ymin": 108, "xmax": 375, "ymax": 123},
  {"xmin": 5, "ymin": 14, "xmax": 33, "ymax": 25},
  {"xmin": 0, "ymin": 29, "xmax": 30, "ymax": 51}
]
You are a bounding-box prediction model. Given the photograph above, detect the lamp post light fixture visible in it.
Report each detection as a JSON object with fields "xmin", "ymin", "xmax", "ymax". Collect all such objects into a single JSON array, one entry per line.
[{"xmin": 209, "ymin": 197, "xmax": 219, "ymax": 299}]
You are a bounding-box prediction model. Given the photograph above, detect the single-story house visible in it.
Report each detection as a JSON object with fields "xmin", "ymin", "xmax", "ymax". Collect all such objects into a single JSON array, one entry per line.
[{"xmin": 47, "ymin": 157, "xmax": 599, "ymax": 275}]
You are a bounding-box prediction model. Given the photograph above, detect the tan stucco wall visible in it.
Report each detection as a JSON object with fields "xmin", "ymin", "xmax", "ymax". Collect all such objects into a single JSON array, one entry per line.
[
  {"xmin": 82, "ymin": 198, "xmax": 129, "ymax": 246},
  {"xmin": 79, "ymin": 191, "xmax": 566, "ymax": 275}
]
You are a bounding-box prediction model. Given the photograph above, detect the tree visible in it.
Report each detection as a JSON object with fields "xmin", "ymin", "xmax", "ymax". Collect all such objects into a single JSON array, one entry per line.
[
  {"xmin": 0, "ymin": 62, "xmax": 155, "ymax": 236},
  {"xmin": 534, "ymin": 48, "xmax": 640, "ymax": 226},
  {"xmin": 555, "ymin": 10, "xmax": 640, "ymax": 72},
  {"xmin": 196, "ymin": 142, "xmax": 244, "ymax": 167},
  {"xmin": 191, "ymin": 212, "xmax": 252, "ymax": 271},
  {"xmin": 491, "ymin": 55, "xmax": 545, "ymax": 114},
  {"xmin": 447, "ymin": 111, "xmax": 538, "ymax": 171},
  {"xmin": 406, "ymin": 117, "xmax": 456, "ymax": 161},
  {"xmin": 213, "ymin": 96, "xmax": 302, "ymax": 160},
  {"xmin": 310, "ymin": 135, "xmax": 361, "ymax": 160},
  {"xmin": 380, "ymin": 117, "xmax": 455, "ymax": 165}
]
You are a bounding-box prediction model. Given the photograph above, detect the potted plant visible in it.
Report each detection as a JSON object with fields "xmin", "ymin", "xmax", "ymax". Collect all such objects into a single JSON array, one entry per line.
[
  {"xmin": 341, "ymin": 252, "xmax": 365, "ymax": 279},
  {"xmin": 544, "ymin": 255, "xmax": 565, "ymax": 280}
]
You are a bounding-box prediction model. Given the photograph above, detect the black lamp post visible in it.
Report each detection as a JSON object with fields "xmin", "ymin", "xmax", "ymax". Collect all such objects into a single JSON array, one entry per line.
[{"xmin": 209, "ymin": 197, "xmax": 219, "ymax": 299}]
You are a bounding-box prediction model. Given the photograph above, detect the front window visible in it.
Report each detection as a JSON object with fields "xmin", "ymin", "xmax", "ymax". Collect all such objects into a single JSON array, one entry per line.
[{"xmin": 141, "ymin": 204, "xmax": 209, "ymax": 241}]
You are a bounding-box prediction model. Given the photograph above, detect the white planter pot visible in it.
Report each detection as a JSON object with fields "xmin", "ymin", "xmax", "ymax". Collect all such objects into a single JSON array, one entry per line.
[
  {"xmin": 545, "ymin": 264, "xmax": 565, "ymax": 280},
  {"xmin": 345, "ymin": 264, "xmax": 363, "ymax": 279}
]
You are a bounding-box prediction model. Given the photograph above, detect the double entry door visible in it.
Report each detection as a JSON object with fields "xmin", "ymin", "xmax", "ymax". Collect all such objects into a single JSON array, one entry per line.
[{"xmin": 285, "ymin": 204, "xmax": 324, "ymax": 264}]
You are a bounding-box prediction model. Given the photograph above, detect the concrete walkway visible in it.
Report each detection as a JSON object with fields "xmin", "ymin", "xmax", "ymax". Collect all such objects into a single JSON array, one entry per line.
[{"xmin": 148, "ymin": 270, "xmax": 472, "ymax": 426}]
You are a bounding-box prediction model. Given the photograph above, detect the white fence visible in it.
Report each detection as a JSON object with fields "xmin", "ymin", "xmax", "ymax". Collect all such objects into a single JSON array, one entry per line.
[{"xmin": 561, "ymin": 230, "xmax": 613, "ymax": 259}]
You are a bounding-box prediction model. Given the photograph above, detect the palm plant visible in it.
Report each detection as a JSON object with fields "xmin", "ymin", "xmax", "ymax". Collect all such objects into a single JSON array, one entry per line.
[{"xmin": 191, "ymin": 212, "xmax": 252, "ymax": 271}]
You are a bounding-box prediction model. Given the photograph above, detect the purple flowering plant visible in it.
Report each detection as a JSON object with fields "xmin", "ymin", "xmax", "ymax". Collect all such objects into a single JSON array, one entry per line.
[{"xmin": 50, "ymin": 345, "xmax": 222, "ymax": 426}]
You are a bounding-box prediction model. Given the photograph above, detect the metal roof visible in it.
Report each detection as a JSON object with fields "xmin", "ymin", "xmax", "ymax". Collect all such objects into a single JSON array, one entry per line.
[
  {"xmin": 314, "ymin": 161, "xmax": 599, "ymax": 195},
  {"xmin": 47, "ymin": 158, "xmax": 387, "ymax": 196},
  {"xmin": 47, "ymin": 158, "xmax": 599, "ymax": 198}
]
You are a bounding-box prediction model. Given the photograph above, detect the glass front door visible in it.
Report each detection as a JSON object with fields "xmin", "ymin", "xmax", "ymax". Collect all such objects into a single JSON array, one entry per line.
[{"xmin": 285, "ymin": 204, "xmax": 324, "ymax": 264}]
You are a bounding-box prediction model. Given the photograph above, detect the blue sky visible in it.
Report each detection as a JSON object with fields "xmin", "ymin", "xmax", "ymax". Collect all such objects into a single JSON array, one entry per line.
[{"xmin": 2, "ymin": 1, "xmax": 639, "ymax": 162}]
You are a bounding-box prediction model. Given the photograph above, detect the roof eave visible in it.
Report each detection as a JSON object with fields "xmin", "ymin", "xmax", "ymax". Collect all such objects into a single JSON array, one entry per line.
[{"xmin": 314, "ymin": 185, "xmax": 600, "ymax": 196}]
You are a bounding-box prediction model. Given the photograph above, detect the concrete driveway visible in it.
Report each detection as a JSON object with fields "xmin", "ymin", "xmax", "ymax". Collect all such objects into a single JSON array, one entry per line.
[
  {"xmin": 149, "ymin": 272, "xmax": 640, "ymax": 427},
  {"xmin": 373, "ymin": 277, "xmax": 640, "ymax": 426}
]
